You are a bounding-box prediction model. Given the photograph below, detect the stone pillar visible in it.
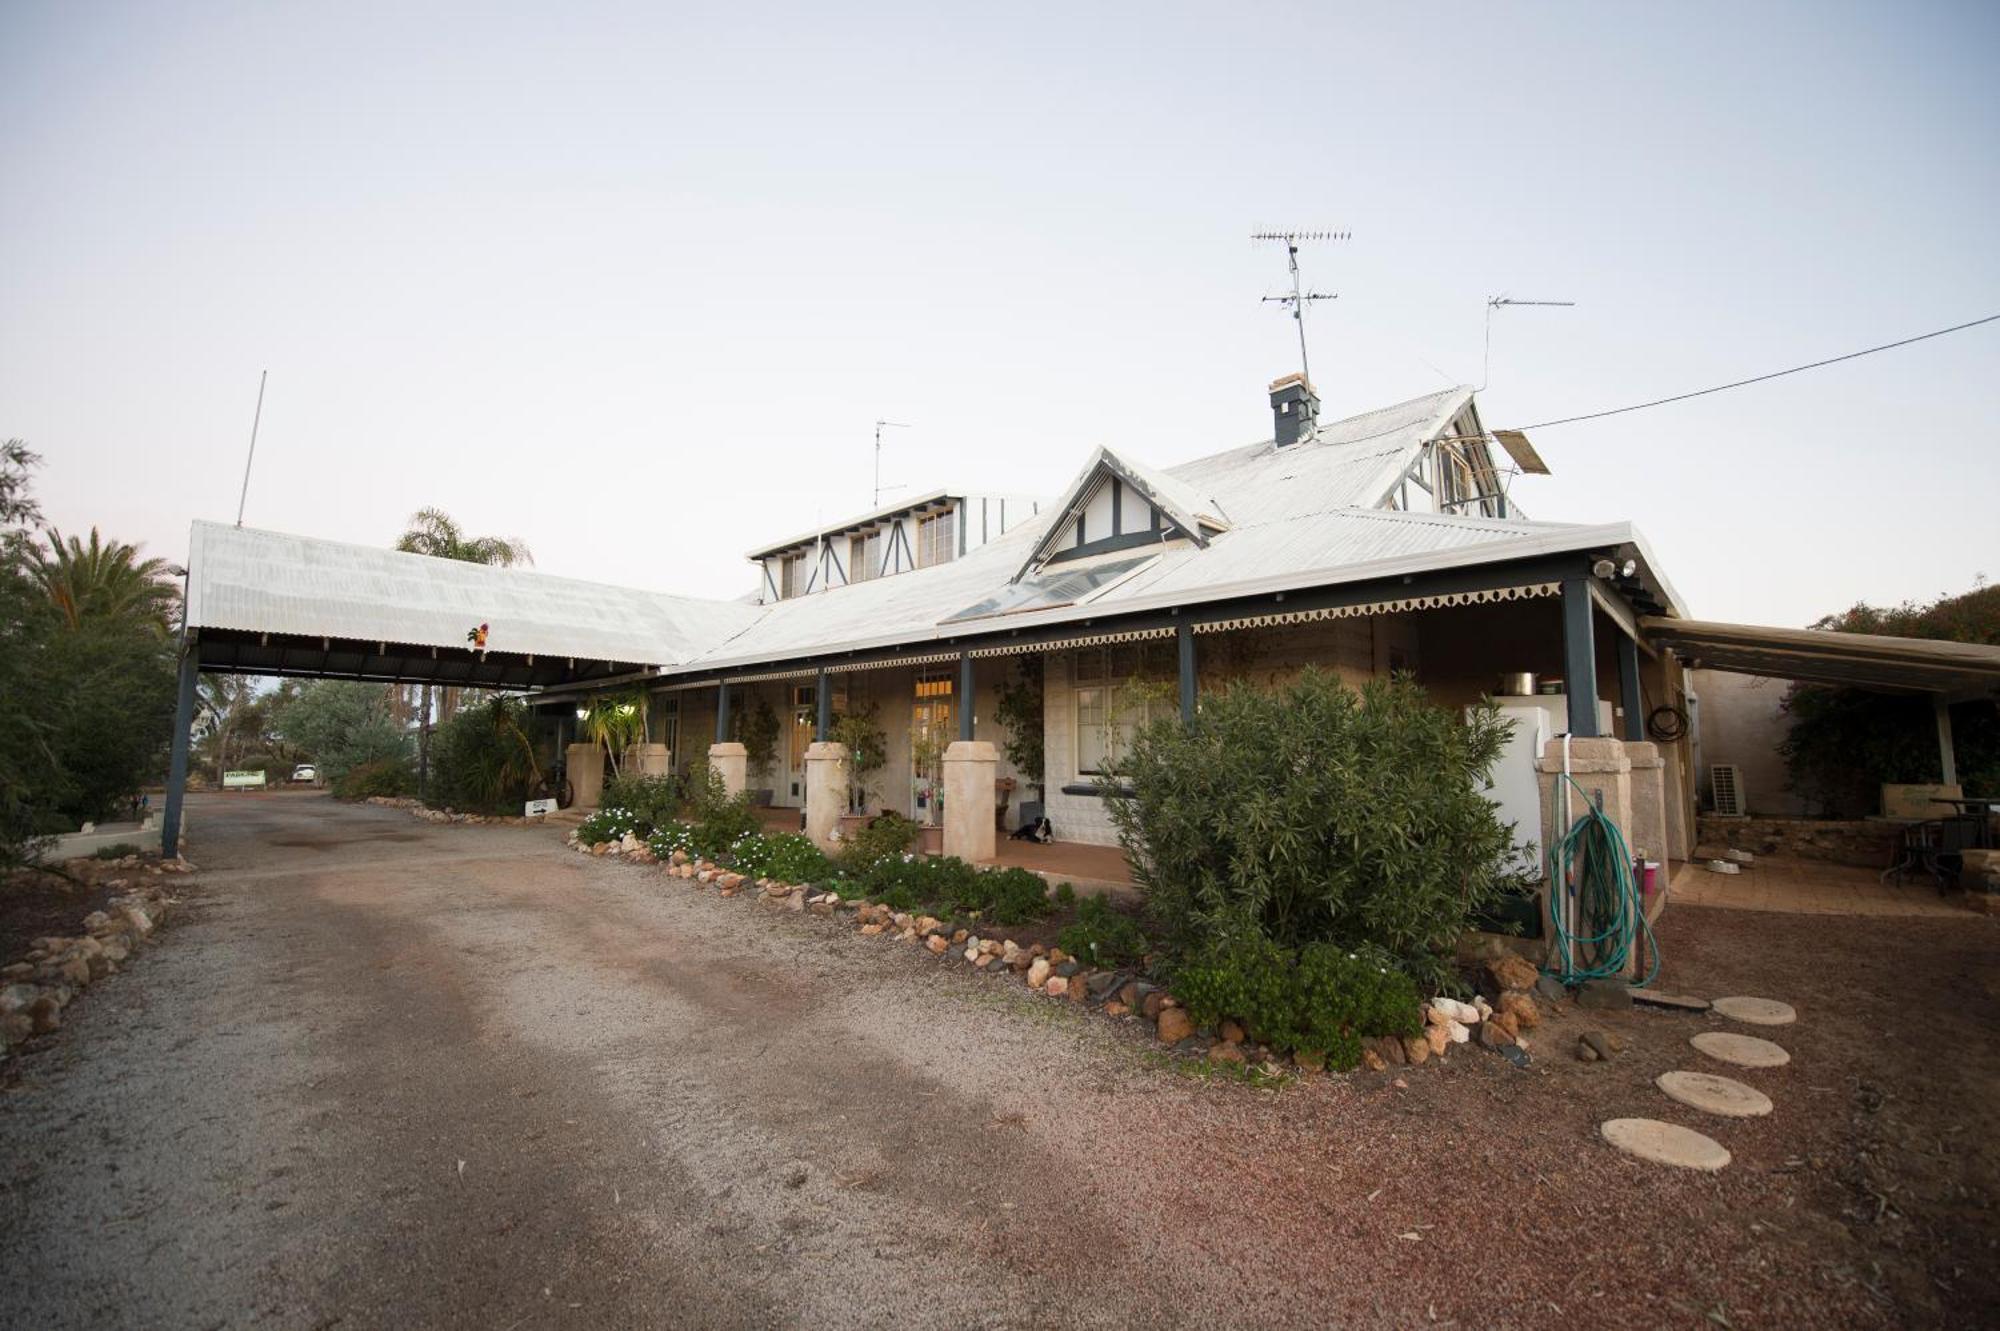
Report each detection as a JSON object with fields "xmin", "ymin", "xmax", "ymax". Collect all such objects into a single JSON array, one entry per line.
[
  {"xmin": 803, "ymin": 741, "xmax": 849, "ymax": 853},
  {"xmin": 708, "ymin": 741, "xmax": 748, "ymax": 798},
  {"xmin": 566, "ymin": 742, "xmax": 605, "ymax": 809},
  {"xmin": 1538, "ymin": 736, "xmax": 1635, "ymax": 976},
  {"xmin": 942, "ymin": 740, "xmax": 998, "ymax": 864},
  {"xmin": 1623, "ymin": 740, "xmax": 1669, "ymax": 872},
  {"xmin": 629, "ymin": 743, "xmax": 671, "ymax": 778}
]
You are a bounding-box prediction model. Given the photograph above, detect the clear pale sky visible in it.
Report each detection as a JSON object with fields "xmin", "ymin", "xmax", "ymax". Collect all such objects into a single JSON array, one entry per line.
[{"xmin": 4, "ymin": 1, "xmax": 1995, "ymax": 626}]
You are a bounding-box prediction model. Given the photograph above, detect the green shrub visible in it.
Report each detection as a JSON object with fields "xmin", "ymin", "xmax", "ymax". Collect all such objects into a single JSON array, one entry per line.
[
  {"xmin": 1057, "ymin": 893, "xmax": 1149, "ymax": 967},
  {"xmin": 1173, "ymin": 936, "xmax": 1421, "ymax": 1070},
  {"xmin": 430, "ymin": 698, "xmax": 539, "ymax": 814},
  {"xmin": 576, "ymin": 806, "xmax": 644, "ymax": 846},
  {"xmin": 646, "ymin": 822, "xmax": 695, "ymax": 858},
  {"xmin": 952, "ymin": 865, "xmax": 1054, "ymax": 925},
  {"xmin": 692, "ymin": 802, "xmax": 759, "ymax": 859},
  {"xmin": 334, "ymin": 757, "xmax": 415, "ymax": 800},
  {"xmin": 1107, "ymin": 669, "xmax": 1517, "ymax": 987},
  {"xmin": 731, "ymin": 831, "xmax": 832, "ymax": 884},
  {"xmin": 836, "ymin": 811, "xmax": 919, "ymax": 872},
  {"xmin": 829, "ymin": 854, "xmax": 1056, "ymax": 924},
  {"xmin": 602, "ymin": 773, "xmax": 682, "ymax": 836},
  {"xmin": 92, "ymin": 842, "xmax": 144, "ymax": 860}
]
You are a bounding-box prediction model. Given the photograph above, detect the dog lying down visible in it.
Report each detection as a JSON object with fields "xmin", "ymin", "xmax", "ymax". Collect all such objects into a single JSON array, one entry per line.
[{"xmin": 1009, "ymin": 816, "xmax": 1054, "ymax": 843}]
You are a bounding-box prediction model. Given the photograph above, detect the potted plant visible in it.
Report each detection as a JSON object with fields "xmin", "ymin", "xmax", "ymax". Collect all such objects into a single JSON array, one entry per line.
[
  {"xmin": 831, "ymin": 706, "xmax": 887, "ymax": 842},
  {"xmin": 993, "ymin": 657, "xmax": 1044, "ymax": 827},
  {"xmin": 737, "ymin": 693, "xmax": 780, "ymax": 807}
]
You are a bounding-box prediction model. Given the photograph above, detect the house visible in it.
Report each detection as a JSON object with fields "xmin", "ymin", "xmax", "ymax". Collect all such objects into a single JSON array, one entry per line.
[{"xmin": 177, "ymin": 373, "xmax": 1706, "ymax": 874}]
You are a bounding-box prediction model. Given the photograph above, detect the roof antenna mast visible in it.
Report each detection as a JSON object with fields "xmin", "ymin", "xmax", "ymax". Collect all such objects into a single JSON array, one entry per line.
[
  {"xmin": 234, "ymin": 369, "xmax": 268, "ymax": 528},
  {"xmin": 1252, "ymin": 229, "xmax": 1348, "ymax": 394},
  {"xmin": 873, "ymin": 419, "xmax": 910, "ymax": 508},
  {"xmin": 1482, "ymin": 295, "xmax": 1575, "ymax": 390}
]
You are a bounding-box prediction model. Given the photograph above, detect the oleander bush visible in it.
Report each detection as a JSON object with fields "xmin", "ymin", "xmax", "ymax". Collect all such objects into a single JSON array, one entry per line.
[{"xmin": 1107, "ymin": 668, "xmax": 1517, "ymax": 992}]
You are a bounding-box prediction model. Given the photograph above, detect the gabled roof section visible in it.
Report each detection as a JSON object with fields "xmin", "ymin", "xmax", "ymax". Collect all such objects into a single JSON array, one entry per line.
[
  {"xmin": 1010, "ymin": 444, "xmax": 1230, "ymax": 582},
  {"xmin": 1166, "ymin": 385, "xmax": 1476, "ymax": 520}
]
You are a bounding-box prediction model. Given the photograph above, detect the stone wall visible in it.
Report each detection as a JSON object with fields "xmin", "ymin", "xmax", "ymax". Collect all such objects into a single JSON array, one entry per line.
[{"xmin": 1695, "ymin": 814, "xmax": 1901, "ymax": 869}]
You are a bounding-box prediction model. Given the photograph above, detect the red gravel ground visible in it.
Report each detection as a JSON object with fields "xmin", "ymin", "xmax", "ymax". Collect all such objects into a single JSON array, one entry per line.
[
  {"xmin": 4, "ymin": 797, "xmax": 1993, "ymax": 1328},
  {"xmin": 1077, "ymin": 899, "xmax": 2000, "ymax": 1329}
]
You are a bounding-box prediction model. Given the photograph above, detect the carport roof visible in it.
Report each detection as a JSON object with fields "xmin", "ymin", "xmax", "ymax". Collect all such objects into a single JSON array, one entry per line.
[{"xmin": 1640, "ymin": 616, "xmax": 2000, "ymax": 697}]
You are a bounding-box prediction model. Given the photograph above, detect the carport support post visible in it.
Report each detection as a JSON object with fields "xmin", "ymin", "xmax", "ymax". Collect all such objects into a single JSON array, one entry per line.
[
  {"xmin": 815, "ymin": 667, "xmax": 831, "ymax": 741},
  {"xmin": 715, "ymin": 680, "xmax": 731, "ymax": 743},
  {"xmin": 1936, "ymin": 696, "xmax": 1958, "ymax": 786},
  {"xmin": 1561, "ymin": 575, "xmax": 1600, "ymax": 737},
  {"xmin": 1617, "ymin": 634, "xmax": 1644, "ymax": 742},
  {"xmin": 1177, "ymin": 620, "xmax": 1196, "ymax": 724},
  {"xmin": 161, "ymin": 642, "xmax": 198, "ymax": 858}
]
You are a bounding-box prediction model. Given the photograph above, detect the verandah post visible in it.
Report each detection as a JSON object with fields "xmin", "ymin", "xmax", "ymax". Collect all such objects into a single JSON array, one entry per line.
[{"xmin": 161, "ymin": 639, "xmax": 198, "ymax": 858}]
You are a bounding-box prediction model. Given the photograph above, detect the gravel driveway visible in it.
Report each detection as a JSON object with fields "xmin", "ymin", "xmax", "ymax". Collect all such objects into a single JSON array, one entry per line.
[{"xmin": 2, "ymin": 793, "xmax": 1992, "ymax": 1329}]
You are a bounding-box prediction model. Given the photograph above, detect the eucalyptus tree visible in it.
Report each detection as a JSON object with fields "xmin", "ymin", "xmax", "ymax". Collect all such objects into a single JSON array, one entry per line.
[{"xmin": 392, "ymin": 508, "xmax": 533, "ymax": 795}]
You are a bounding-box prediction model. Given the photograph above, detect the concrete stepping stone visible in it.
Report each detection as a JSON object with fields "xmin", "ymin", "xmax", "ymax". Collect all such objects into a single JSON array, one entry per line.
[
  {"xmin": 1634, "ymin": 991, "xmax": 1710, "ymax": 1013},
  {"xmin": 1691, "ymin": 1030, "xmax": 1790, "ymax": 1068},
  {"xmin": 1657, "ymin": 1070, "xmax": 1774, "ymax": 1118},
  {"xmin": 1711, "ymin": 995, "xmax": 1796, "ymax": 1026},
  {"xmin": 1600, "ymin": 1118, "xmax": 1732, "ymax": 1172}
]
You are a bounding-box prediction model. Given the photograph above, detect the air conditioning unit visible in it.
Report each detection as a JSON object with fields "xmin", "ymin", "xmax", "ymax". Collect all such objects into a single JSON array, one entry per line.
[{"xmin": 1710, "ymin": 764, "xmax": 1746, "ymax": 818}]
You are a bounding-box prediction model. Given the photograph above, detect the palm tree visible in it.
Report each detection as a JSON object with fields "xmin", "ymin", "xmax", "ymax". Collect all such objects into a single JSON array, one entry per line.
[
  {"xmin": 30, "ymin": 527, "xmax": 181, "ymax": 632},
  {"xmin": 393, "ymin": 509, "xmax": 533, "ymax": 796}
]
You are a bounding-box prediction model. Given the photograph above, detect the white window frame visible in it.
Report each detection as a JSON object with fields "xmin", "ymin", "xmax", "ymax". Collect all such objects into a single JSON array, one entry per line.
[
  {"xmin": 1072, "ymin": 643, "xmax": 1171, "ymax": 776},
  {"xmin": 917, "ymin": 509, "xmax": 956, "ymax": 569}
]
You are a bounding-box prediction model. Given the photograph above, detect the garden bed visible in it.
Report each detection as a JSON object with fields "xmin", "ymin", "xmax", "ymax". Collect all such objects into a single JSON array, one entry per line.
[{"xmin": 562, "ymin": 817, "xmax": 1548, "ymax": 1079}]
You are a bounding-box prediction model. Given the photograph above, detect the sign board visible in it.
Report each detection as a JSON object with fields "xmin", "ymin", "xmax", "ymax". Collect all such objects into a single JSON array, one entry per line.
[
  {"xmin": 223, "ymin": 770, "xmax": 267, "ymax": 789},
  {"xmin": 524, "ymin": 797, "xmax": 558, "ymax": 817}
]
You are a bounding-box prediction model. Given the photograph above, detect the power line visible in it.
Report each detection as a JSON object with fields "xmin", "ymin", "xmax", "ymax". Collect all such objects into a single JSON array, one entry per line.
[{"xmin": 1509, "ymin": 312, "xmax": 2000, "ymax": 431}]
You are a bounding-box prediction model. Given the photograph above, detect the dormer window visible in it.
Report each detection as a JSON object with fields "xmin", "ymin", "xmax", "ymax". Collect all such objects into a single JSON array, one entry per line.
[{"xmin": 918, "ymin": 510, "xmax": 956, "ymax": 568}]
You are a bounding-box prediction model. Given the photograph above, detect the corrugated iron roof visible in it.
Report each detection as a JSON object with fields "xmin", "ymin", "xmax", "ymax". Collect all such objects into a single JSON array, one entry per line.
[
  {"xmin": 185, "ymin": 521, "xmax": 762, "ymax": 667},
  {"xmin": 183, "ymin": 387, "xmax": 1683, "ymax": 683}
]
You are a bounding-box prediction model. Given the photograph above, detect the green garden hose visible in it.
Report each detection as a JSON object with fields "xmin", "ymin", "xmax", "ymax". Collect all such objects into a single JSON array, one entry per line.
[{"xmin": 1547, "ymin": 773, "xmax": 1661, "ymax": 987}]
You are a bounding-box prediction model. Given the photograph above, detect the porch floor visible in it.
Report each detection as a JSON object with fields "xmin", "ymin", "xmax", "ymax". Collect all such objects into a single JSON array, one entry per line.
[
  {"xmin": 990, "ymin": 838, "xmax": 1140, "ymax": 897},
  {"xmin": 1668, "ymin": 854, "xmax": 1973, "ymax": 917}
]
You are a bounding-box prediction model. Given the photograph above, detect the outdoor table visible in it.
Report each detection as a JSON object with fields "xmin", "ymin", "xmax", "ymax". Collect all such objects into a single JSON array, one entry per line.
[{"xmin": 1929, "ymin": 797, "xmax": 1998, "ymax": 851}]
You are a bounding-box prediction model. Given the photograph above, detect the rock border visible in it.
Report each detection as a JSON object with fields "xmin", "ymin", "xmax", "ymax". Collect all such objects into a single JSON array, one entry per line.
[
  {"xmin": 563, "ymin": 828, "xmax": 1557, "ymax": 1081},
  {"xmin": 1, "ymin": 853, "xmax": 192, "ymax": 1056}
]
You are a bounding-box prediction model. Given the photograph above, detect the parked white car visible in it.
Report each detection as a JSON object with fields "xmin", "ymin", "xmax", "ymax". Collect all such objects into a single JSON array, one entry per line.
[{"xmin": 290, "ymin": 764, "xmax": 318, "ymax": 784}]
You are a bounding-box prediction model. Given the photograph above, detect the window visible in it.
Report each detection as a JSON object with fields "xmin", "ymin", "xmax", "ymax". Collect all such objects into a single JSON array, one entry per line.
[
  {"xmin": 1073, "ymin": 642, "xmax": 1172, "ymax": 776},
  {"xmin": 911, "ymin": 666, "xmax": 955, "ymax": 816},
  {"xmin": 778, "ymin": 552, "xmax": 806, "ymax": 599},
  {"xmin": 849, "ymin": 533, "xmax": 875, "ymax": 583},
  {"xmin": 917, "ymin": 508, "xmax": 956, "ymax": 568},
  {"xmin": 648, "ymin": 695, "xmax": 680, "ymax": 756}
]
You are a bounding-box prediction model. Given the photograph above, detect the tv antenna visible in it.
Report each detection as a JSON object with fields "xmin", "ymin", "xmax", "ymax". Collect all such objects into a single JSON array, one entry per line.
[
  {"xmin": 234, "ymin": 369, "xmax": 268, "ymax": 528},
  {"xmin": 873, "ymin": 419, "xmax": 909, "ymax": 507},
  {"xmin": 1253, "ymin": 229, "xmax": 1348, "ymax": 391},
  {"xmin": 1483, "ymin": 296, "xmax": 1575, "ymax": 390}
]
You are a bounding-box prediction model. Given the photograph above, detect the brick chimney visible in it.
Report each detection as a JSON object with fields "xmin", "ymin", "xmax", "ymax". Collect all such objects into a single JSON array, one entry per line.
[{"xmin": 1269, "ymin": 372, "xmax": 1318, "ymax": 446}]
